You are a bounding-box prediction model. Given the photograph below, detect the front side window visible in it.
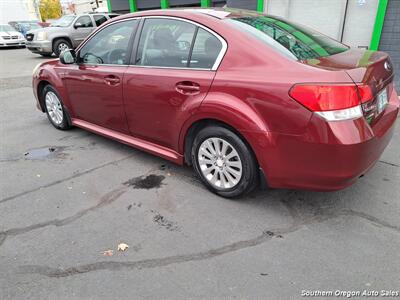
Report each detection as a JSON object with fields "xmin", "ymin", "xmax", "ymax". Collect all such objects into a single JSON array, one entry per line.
[
  {"xmin": 136, "ymin": 18, "xmax": 196, "ymax": 68},
  {"xmin": 75, "ymin": 16, "xmax": 93, "ymax": 28},
  {"xmin": 93, "ymin": 15, "xmax": 107, "ymax": 27},
  {"xmin": 78, "ymin": 20, "xmax": 137, "ymax": 65},
  {"xmin": 189, "ymin": 28, "xmax": 222, "ymax": 69}
]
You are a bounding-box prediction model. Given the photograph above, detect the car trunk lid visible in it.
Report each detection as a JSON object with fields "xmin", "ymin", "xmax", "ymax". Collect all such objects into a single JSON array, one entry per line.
[{"xmin": 303, "ymin": 49, "xmax": 395, "ymax": 124}]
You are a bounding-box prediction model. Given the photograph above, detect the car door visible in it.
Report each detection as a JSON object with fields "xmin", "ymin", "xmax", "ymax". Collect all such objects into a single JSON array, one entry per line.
[
  {"xmin": 123, "ymin": 17, "xmax": 226, "ymax": 151},
  {"xmin": 70, "ymin": 15, "xmax": 95, "ymax": 48},
  {"xmin": 63, "ymin": 19, "xmax": 139, "ymax": 133}
]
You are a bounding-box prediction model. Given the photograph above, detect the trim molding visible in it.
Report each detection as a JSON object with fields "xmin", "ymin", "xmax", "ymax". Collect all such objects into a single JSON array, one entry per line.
[
  {"xmin": 257, "ymin": 0, "xmax": 264, "ymax": 13},
  {"xmin": 129, "ymin": 0, "xmax": 138, "ymax": 12},
  {"xmin": 370, "ymin": 0, "xmax": 388, "ymax": 50},
  {"xmin": 201, "ymin": 0, "xmax": 211, "ymax": 7},
  {"xmin": 161, "ymin": 0, "xmax": 169, "ymax": 9},
  {"xmin": 106, "ymin": 0, "xmax": 112, "ymax": 12},
  {"xmin": 72, "ymin": 119, "xmax": 184, "ymax": 164}
]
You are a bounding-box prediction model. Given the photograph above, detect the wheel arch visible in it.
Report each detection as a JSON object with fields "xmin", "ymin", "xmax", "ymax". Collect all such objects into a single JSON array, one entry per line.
[
  {"xmin": 35, "ymin": 73, "xmax": 73, "ymax": 125},
  {"xmin": 37, "ymin": 80, "xmax": 51, "ymax": 112},
  {"xmin": 182, "ymin": 118, "xmax": 259, "ymax": 167}
]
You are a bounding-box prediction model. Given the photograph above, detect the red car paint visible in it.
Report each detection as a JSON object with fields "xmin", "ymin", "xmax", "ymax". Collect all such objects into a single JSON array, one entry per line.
[{"xmin": 32, "ymin": 9, "xmax": 399, "ymax": 191}]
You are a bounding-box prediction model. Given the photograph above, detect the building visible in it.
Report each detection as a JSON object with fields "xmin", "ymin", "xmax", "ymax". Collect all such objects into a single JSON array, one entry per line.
[
  {"xmin": 0, "ymin": 0, "xmax": 41, "ymax": 23},
  {"xmin": 105, "ymin": 0, "xmax": 399, "ymax": 87},
  {"xmin": 61, "ymin": 0, "xmax": 108, "ymax": 14}
]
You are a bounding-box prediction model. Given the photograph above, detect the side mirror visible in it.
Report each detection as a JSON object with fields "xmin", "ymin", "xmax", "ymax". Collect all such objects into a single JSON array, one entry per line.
[
  {"xmin": 74, "ymin": 22, "xmax": 83, "ymax": 29},
  {"xmin": 59, "ymin": 49, "xmax": 76, "ymax": 64}
]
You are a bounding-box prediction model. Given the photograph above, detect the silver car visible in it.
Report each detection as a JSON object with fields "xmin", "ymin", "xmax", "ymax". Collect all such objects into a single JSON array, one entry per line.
[
  {"xmin": 26, "ymin": 13, "xmax": 118, "ymax": 57},
  {"xmin": 0, "ymin": 24, "xmax": 26, "ymax": 48}
]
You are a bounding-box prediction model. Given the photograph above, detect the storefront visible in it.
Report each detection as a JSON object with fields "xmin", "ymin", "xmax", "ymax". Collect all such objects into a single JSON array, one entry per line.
[{"xmin": 106, "ymin": 0, "xmax": 262, "ymax": 14}]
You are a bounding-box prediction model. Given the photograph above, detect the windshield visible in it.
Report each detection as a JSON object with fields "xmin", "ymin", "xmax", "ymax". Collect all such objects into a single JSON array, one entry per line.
[
  {"xmin": 51, "ymin": 15, "xmax": 76, "ymax": 27},
  {"xmin": 21, "ymin": 23, "xmax": 41, "ymax": 30},
  {"xmin": 0, "ymin": 25, "xmax": 15, "ymax": 32},
  {"xmin": 225, "ymin": 16, "xmax": 349, "ymax": 60}
]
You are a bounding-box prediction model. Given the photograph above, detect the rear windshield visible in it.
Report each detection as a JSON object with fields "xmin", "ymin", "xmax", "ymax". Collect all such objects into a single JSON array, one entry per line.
[{"xmin": 224, "ymin": 16, "xmax": 349, "ymax": 60}]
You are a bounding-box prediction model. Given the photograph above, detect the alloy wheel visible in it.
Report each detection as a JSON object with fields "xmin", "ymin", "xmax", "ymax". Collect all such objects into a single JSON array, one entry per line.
[
  {"xmin": 58, "ymin": 43, "xmax": 69, "ymax": 53},
  {"xmin": 45, "ymin": 91, "xmax": 63, "ymax": 125},
  {"xmin": 197, "ymin": 137, "xmax": 243, "ymax": 189}
]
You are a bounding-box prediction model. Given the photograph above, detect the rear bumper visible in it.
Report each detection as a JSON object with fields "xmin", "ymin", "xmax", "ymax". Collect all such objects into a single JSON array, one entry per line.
[
  {"xmin": 250, "ymin": 88, "xmax": 399, "ymax": 191},
  {"xmin": 26, "ymin": 41, "xmax": 52, "ymax": 54}
]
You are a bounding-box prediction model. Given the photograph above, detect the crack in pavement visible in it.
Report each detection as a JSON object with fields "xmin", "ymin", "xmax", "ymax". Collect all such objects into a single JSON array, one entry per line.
[
  {"xmin": 0, "ymin": 187, "xmax": 127, "ymax": 248},
  {"xmin": 0, "ymin": 155, "xmax": 133, "ymax": 205},
  {"xmin": 0, "ymin": 166, "xmax": 166, "ymax": 248},
  {"xmin": 18, "ymin": 199, "xmax": 400, "ymax": 278},
  {"xmin": 378, "ymin": 160, "xmax": 400, "ymax": 168}
]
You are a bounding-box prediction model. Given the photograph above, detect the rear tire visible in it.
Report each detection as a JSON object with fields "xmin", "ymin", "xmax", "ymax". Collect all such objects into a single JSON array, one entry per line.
[
  {"xmin": 191, "ymin": 126, "xmax": 259, "ymax": 198},
  {"xmin": 53, "ymin": 39, "xmax": 71, "ymax": 57},
  {"xmin": 42, "ymin": 85, "xmax": 71, "ymax": 130}
]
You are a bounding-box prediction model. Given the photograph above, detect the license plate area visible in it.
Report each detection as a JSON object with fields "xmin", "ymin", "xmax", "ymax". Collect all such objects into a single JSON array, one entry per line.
[{"xmin": 377, "ymin": 88, "xmax": 388, "ymax": 115}]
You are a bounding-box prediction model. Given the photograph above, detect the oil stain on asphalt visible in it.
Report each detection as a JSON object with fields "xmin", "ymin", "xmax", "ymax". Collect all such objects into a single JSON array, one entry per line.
[{"xmin": 124, "ymin": 174, "xmax": 165, "ymax": 189}]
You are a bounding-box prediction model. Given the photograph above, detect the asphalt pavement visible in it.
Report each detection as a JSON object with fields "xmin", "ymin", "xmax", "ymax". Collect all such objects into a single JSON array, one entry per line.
[{"xmin": 0, "ymin": 48, "xmax": 399, "ymax": 299}]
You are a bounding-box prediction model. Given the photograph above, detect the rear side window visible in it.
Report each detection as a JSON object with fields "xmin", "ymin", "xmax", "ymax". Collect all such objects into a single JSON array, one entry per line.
[
  {"xmin": 189, "ymin": 28, "xmax": 222, "ymax": 69},
  {"xmin": 93, "ymin": 15, "xmax": 107, "ymax": 27},
  {"xmin": 225, "ymin": 16, "xmax": 348, "ymax": 60},
  {"xmin": 75, "ymin": 16, "xmax": 93, "ymax": 28},
  {"xmin": 136, "ymin": 18, "xmax": 196, "ymax": 68}
]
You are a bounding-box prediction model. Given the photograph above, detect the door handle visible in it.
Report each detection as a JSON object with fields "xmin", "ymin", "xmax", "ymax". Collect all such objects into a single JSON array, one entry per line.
[
  {"xmin": 104, "ymin": 75, "xmax": 120, "ymax": 86},
  {"xmin": 175, "ymin": 81, "xmax": 200, "ymax": 95}
]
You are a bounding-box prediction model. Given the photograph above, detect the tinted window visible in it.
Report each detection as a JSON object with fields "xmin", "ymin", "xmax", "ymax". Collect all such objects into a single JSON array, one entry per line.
[
  {"xmin": 79, "ymin": 20, "xmax": 137, "ymax": 65},
  {"xmin": 93, "ymin": 15, "xmax": 107, "ymax": 27},
  {"xmin": 225, "ymin": 16, "xmax": 349, "ymax": 60},
  {"xmin": 136, "ymin": 18, "xmax": 196, "ymax": 68},
  {"xmin": 189, "ymin": 28, "xmax": 222, "ymax": 69},
  {"xmin": 75, "ymin": 16, "xmax": 93, "ymax": 28}
]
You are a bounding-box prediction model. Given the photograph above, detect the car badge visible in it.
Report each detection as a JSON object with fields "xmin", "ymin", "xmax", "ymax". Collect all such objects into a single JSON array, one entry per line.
[{"xmin": 384, "ymin": 61, "xmax": 392, "ymax": 72}]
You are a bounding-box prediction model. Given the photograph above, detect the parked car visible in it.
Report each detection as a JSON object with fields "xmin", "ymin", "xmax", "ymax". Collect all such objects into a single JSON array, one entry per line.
[
  {"xmin": 25, "ymin": 13, "xmax": 118, "ymax": 57},
  {"xmin": 32, "ymin": 9, "xmax": 399, "ymax": 197},
  {"xmin": 9, "ymin": 21, "xmax": 45, "ymax": 36},
  {"xmin": 19, "ymin": 22, "xmax": 42, "ymax": 37},
  {"xmin": 0, "ymin": 24, "xmax": 26, "ymax": 48},
  {"xmin": 9, "ymin": 20, "xmax": 40, "ymax": 30}
]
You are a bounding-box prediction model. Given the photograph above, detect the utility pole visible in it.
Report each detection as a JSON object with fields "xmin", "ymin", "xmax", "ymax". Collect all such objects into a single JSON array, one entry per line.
[{"xmin": 33, "ymin": 0, "xmax": 42, "ymax": 21}]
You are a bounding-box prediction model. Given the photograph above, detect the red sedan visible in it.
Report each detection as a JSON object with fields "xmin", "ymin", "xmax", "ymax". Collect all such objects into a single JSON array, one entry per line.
[{"xmin": 32, "ymin": 9, "xmax": 399, "ymax": 197}]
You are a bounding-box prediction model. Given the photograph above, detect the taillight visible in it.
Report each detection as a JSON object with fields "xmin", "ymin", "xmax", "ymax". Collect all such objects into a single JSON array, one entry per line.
[
  {"xmin": 289, "ymin": 84, "xmax": 372, "ymax": 121},
  {"xmin": 357, "ymin": 84, "xmax": 373, "ymax": 103}
]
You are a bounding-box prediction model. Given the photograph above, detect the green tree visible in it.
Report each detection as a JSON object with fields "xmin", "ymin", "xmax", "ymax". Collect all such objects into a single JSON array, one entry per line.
[{"xmin": 39, "ymin": 0, "xmax": 62, "ymax": 22}]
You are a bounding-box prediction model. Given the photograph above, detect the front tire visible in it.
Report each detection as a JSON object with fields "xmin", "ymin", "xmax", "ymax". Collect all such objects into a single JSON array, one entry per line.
[
  {"xmin": 53, "ymin": 39, "xmax": 71, "ymax": 57},
  {"xmin": 43, "ymin": 85, "xmax": 71, "ymax": 130},
  {"xmin": 191, "ymin": 126, "xmax": 259, "ymax": 198}
]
